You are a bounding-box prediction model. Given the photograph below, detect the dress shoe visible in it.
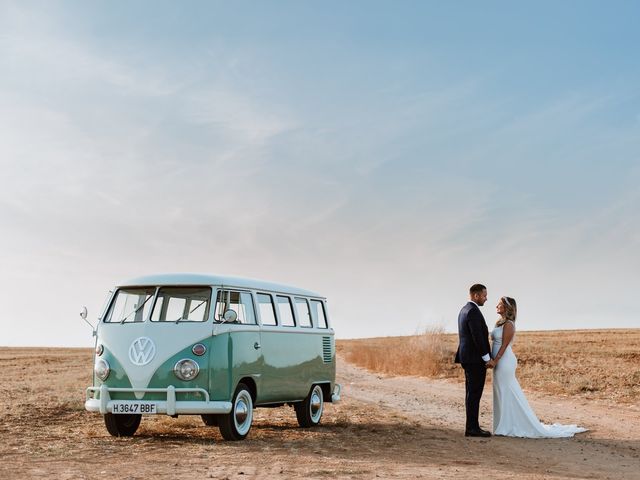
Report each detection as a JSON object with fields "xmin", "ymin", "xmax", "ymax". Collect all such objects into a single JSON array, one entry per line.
[{"xmin": 465, "ymin": 428, "xmax": 492, "ymax": 437}]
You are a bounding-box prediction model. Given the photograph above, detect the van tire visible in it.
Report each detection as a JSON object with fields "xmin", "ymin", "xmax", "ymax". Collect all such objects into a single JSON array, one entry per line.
[
  {"xmin": 218, "ymin": 383, "xmax": 253, "ymax": 441},
  {"xmin": 201, "ymin": 414, "xmax": 219, "ymax": 426},
  {"xmin": 104, "ymin": 413, "xmax": 141, "ymax": 437},
  {"xmin": 295, "ymin": 384, "xmax": 324, "ymax": 428}
]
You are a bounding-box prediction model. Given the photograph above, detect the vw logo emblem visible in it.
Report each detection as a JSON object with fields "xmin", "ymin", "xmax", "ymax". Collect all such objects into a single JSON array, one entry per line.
[{"xmin": 129, "ymin": 337, "xmax": 156, "ymax": 366}]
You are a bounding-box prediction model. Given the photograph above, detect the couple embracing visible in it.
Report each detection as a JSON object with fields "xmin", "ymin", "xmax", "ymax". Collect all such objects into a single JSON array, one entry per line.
[{"xmin": 455, "ymin": 284, "xmax": 587, "ymax": 438}]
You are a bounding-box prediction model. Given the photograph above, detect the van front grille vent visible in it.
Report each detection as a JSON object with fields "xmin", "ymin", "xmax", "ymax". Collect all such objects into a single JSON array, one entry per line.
[{"xmin": 322, "ymin": 336, "xmax": 332, "ymax": 364}]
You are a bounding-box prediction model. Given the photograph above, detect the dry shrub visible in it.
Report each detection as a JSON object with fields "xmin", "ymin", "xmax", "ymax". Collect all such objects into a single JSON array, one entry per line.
[
  {"xmin": 338, "ymin": 329, "xmax": 640, "ymax": 403},
  {"xmin": 340, "ymin": 326, "xmax": 453, "ymax": 378}
]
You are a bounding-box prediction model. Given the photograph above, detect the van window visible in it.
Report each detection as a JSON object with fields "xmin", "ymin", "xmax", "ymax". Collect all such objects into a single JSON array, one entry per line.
[
  {"xmin": 104, "ymin": 287, "xmax": 156, "ymax": 323},
  {"xmin": 294, "ymin": 298, "xmax": 312, "ymax": 328},
  {"xmin": 214, "ymin": 290, "xmax": 256, "ymax": 324},
  {"xmin": 277, "ymin": 296, "xmax": 296, "ymax": 327},
  {"xmin": 257, "ymin": 293, "xmax": 277, "ymax": 326},
  {"xmin": 310, "ymin": 300, "xmax": 328, "ymax": 329},
  {"xmin": 150, "ymin": 287, "xmax": 211, "ymax": 322}
]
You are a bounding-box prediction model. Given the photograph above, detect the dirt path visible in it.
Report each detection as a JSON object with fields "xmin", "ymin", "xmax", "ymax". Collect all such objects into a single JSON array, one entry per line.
[
  {"xmin": 0, "ymin": 349, "xmax": 638, "ymax": 479},
  {"xmin": 339, "ymin": 357, "xmax": 640, "ymax": 479}
]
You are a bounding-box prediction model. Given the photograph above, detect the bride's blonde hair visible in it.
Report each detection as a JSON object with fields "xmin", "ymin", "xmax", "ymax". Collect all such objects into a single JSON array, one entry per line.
[{"xmin": 496, "ymin": 296, "xmax": 517, "ymax": 327}]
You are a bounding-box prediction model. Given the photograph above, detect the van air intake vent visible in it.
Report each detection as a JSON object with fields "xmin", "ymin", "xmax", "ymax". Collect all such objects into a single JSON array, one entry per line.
[{"xmin": 322, "ymin": 336, "xmax": 332, "ymax": 364}]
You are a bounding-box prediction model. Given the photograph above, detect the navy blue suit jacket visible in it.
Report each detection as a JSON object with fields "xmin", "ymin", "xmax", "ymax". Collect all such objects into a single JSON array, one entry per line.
[{"xmin": 455, "ymin": 302, "xmax": 490, "ymax": 364}]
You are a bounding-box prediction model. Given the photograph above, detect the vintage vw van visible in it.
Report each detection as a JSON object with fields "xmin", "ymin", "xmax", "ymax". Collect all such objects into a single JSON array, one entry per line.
[{"xmin": 83, "ymin": 273, "xmax": 340, "ymax": 441}]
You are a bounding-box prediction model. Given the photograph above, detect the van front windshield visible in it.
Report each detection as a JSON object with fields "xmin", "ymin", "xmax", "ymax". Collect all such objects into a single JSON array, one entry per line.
[
  {"xmin": 150, "ymin": 287, "xmax": 212, "ymax": 322},
  {"xmin": 104, "ymin": 287, "xmax": 156, "ymax": 323}
]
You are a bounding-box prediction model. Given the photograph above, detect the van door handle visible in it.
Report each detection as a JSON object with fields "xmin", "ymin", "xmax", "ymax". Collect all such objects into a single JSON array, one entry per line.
[{"xmin": 254, "ymin": 342, "xmax": 261, "ymax": 349}]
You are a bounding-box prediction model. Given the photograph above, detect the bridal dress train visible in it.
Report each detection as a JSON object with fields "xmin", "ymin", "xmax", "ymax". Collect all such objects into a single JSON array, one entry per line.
[{"xmin": 491, "ymin": 323, "xmax": 587, "ymax": 438}]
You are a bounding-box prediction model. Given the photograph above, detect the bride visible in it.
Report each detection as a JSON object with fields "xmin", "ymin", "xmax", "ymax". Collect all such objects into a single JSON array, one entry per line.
[{"xmin": 491, "ymin": 297, "xmax": 587, "ymax": 438}]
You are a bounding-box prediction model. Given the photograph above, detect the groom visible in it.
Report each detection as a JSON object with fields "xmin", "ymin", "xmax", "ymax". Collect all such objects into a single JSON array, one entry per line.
[{"xmin": 455, "ymin": 283, "xmax": 495, "ymax": 437}]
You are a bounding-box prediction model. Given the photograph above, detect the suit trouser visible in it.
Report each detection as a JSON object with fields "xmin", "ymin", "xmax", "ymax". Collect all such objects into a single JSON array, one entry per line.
[{"xmin": 461, "ymin": 363, "xmax": 487, "ymax": 431}]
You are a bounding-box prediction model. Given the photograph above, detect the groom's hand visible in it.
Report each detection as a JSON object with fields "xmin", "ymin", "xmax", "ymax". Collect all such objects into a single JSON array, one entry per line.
[{"xmin": 485, "ymin": 359, "xmax": 496, "ymax": 369}]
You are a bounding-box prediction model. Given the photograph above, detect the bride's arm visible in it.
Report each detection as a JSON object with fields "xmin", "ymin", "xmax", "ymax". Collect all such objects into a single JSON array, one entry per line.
[{"xmin": 494, "ymin": 321, "xmax": 515, "ymax": 363}]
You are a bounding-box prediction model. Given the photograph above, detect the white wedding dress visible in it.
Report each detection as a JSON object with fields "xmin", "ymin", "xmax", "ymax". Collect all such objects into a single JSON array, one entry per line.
[{"xmin": 491, "ymin": 322, "xmax": 587, "ymax": 438}]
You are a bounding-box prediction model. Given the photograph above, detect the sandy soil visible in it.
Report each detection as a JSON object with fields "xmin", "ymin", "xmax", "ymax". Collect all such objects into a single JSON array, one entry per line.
[{"xmin": 0, "ymin": 348, "xmax": 638, "ymax": 479}]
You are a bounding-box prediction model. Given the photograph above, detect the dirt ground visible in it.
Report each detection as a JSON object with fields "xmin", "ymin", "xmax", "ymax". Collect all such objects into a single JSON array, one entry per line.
[{"xmin": 0, "ymin": 347, "xmax": 638, "ymax": 479}]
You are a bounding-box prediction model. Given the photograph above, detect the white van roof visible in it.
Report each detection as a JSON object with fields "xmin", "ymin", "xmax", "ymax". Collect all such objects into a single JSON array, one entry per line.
[{"xmin": 118, "ymin": 273, "xmax": 324, "ymax": 299}]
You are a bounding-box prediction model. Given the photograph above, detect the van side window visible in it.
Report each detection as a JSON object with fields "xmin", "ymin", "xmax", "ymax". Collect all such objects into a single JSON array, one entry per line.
[
  {"xmin": 151, "ymin": 287, "xmax": 211, "ymax": 322},
  {"xmin": 277, "ymin": 296, "xmax": 296, "ymax": 327},
  {"xmin": 105, "ymin": 287, "xmax": 156, "ymax": 323},
  {"xmin": 310, "ymin": 300, "xmax": 328, "ymax": 329},
  {"xmin": 214, "ymin": 290, "xmax": 256, "ymax": 324},
  {"xmin": 257, "ymin": 293, "xmax": 277, "ymax": 326},
  {"xmin": 295, "ymin": 298, "xmax": 313, "ymax": 328}
]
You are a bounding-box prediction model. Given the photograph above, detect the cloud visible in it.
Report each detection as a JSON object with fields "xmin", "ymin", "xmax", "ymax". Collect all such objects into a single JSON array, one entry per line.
[
  {"xmin": 0, "ymin": 3, "xmax": 181, "ymax": 97},
  {"xmin": 1, "ymin": 2, "xmax": 639, "ymax": 346},
  {"xmin": 182, "ymin": 88, "xmax": 295, "ymax": 145}
]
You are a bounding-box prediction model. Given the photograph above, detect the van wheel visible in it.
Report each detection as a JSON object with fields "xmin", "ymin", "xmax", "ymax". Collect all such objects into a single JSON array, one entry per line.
[
  {"xmin": 295, "ymin": 384, "xmax": 324, "ymax": 428},
  {"xmin": 218, "ymin": 383, "xmax": 253, "ymax": 441},
  {"xmin": 104, "ymin": 413, "xmax": 141, "ymax": 437},
  {"xmin": 201, "ymin": 414, "xmax": 219, "ymax": 426}
]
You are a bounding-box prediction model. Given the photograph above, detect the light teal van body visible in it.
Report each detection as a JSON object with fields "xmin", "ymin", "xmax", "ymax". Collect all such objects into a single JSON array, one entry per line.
[{"xmin": 85, "ymin": 274, "xmax": 339, "ymax": 439}]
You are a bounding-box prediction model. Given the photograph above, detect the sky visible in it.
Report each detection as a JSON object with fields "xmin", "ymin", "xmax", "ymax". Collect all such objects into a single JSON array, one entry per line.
[{"xmin": 1, "ymin": 1, "xmax": 638, "ymax": 347}]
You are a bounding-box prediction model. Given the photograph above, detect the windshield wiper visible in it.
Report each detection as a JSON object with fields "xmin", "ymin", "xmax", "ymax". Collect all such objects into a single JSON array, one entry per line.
[
  {"xmin": 121, "ymin": 295, "xmax": 154, "ymax": 323},
  {"xmin": 190, "ymin": 301, "xmax": 206, "ymax": 314},
  {"xmin": 175, "ymin": 301, "xmax": 206, "ymax": 323}
]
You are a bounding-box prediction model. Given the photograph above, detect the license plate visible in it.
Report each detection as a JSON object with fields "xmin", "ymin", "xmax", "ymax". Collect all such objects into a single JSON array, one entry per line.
[{"xmin": 111, "ymin": 401, "xmax": 157, "ymax": 415}]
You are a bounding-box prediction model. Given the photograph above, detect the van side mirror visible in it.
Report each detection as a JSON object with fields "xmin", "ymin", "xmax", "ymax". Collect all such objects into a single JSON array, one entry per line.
[
  {"xmin": 80, "ymin": 305, "xmax": 96, "ymax": 336},
  {"xmin": 223, "ymin": 309, "xmax": 238, "ymax": 323}
]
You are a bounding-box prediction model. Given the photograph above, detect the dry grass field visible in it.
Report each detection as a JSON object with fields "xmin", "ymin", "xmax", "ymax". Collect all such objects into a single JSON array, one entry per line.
[
  {"xmin": 339, "ymin": 328, "xmax": 640, "ymax": 404},
  {"xmin": 1, "ymin": 330, "xmax": 639, "ymax": 479}
]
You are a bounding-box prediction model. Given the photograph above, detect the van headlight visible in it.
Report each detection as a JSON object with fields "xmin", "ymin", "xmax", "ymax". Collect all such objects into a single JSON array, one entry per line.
[
  {"xmin": 174, "ymin": 359, "xmax": 199, "ymax": 381},
  {"xmin": 95, "ymin": 358, "xmax": 110, "ymax": 381}
]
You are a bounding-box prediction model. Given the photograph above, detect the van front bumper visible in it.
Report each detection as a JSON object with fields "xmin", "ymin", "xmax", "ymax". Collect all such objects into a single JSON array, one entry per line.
[{"xmin": 85, "ymin": 384, "xmax": 232, "ymax": 415}]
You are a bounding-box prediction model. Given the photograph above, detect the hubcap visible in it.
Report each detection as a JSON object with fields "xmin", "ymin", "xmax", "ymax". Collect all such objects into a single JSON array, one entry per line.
[
  {"xmin": 235, "ymin": 400, "xmax": 248, "ymax": 425},
  {"xmin": 310, "ymin": 386, "xmax": 323, "ymax": 422},
  {"xmin": 233, "ymin": 390, "xmax": 253, "ymax": 435},
  {"xmin": 310, "ymin": 393, "xmax": 321, "ymax": 415}
]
